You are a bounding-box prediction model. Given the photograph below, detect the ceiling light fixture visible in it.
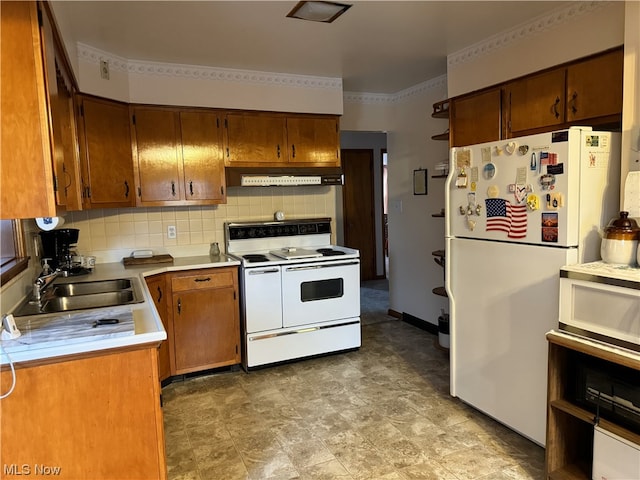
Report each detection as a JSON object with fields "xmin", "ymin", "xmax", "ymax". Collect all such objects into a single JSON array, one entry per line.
[{"xmin": 286, "ymin": 1, "xmax": 352, "ymax": 23}]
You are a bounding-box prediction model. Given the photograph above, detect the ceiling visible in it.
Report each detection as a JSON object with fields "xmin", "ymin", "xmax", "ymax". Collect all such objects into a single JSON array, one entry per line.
[{"xmin": 51, "ymin": 1, "xmax": 572, "ymax": 94}]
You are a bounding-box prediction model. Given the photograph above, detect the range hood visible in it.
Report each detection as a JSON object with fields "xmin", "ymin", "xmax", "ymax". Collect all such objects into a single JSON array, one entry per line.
[{"xmin": 225, "ymin": 167, "xmax": 343, "ymax": 187}]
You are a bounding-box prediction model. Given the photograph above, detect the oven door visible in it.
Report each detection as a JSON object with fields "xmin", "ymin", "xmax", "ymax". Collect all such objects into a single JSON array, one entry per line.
[
  {"xmin": 243, "ymin": 266, "xmax": 283, "ymax": 333},
  {"xmin": 281, "ymin": 259, "xmax": 360, "ymax": 328}
]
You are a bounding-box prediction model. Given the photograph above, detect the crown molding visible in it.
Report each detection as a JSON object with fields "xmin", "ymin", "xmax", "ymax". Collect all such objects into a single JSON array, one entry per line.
[
  {"xmin": 344, "ymin": 74, "xmax": 447, "ymax": 105},
  {"xmin": 448, "ymin": 1, "xmax": 609, "ymax": 68},
  {"xmin": 77, "ymin": 43, "xmax": 342, "ymax": 91}
]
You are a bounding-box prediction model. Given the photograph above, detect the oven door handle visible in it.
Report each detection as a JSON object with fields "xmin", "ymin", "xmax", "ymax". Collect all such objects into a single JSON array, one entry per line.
[
  {"xmin": 285, "ymin": 261, "xmax": 360, "ymax": 271},
  {"xmin": 248, "ymin": 268, "xmax": 280, "ymax": 275}
]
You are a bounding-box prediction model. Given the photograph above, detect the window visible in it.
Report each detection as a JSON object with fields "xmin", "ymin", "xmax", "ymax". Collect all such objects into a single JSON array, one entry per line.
[{"xmin": 0, "ymin": 220, "xmax": 28, "ymax": 286}]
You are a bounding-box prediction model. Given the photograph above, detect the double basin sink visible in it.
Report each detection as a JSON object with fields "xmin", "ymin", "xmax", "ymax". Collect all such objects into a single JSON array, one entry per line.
[{"xmin": 13, "ymin": 278, "xmax": 144, "ymax": 317}]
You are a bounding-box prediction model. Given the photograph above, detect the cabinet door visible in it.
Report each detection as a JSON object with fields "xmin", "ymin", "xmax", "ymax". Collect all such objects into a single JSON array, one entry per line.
[
  {"xmin": 77, "ymin": 96, "xmax": 135, "ymax": 208},
  {"xmin": 505, "ymin": 68, "xmax": 565, "ymax": 136},
  {"xmin": 224, "ymin": 112, "xmax": 287, "ymax": 164},
  {"xmin": 40, "ymin": 4, "xmax": 83, "ymax": 212},
  {"xmin": 566, "ymin": 49, "xmax": 623, "ymax": 123},
  {"xmin": 1, "ymin": 2, "xmax": 57, "ymax": 219},
  {"xmin": 180, "ymin": 111, "xmax": 226, "ymax": 203},
  {"xmin": 146, "ymin": 274, "xmax": 171, "ymax": 382},
  {"xmin": 286, "ymin": 116, "xmax": 340, "ymax": 165},
  {"xmin": 132, "ymin": 107, "xmax": 183, "ymax": 203},
  {"xmin": 171, "ymin": 268, "xmax": 240, "ymax": 374},
  {"xmin": 450, "ymin": 88, "xmax": 502, "ymax": 147}
]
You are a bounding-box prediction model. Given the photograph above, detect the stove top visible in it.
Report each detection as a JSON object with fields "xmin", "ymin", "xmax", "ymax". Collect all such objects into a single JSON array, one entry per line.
[{"xmin": 226, "ymin": 218, "xmax": 359, "ymax": 267}]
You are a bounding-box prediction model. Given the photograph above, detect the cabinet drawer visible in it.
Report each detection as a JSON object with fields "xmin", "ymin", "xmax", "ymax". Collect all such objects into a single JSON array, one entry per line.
[{"xmin": 171, "ymin": 268, "xmax": 236, "ymax": 292}]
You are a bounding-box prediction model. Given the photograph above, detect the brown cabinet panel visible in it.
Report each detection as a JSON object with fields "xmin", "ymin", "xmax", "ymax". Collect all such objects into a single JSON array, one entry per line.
[
  {"xmin": 180, "ymin": 111, "xmax": 225, "ymax": 202},
  {"xmin": 566, "ymin": 49, "xmax": 623, "ymax": 122},
  {"xmin": 132, "ymin": 107, "xmax": 183, "ymax": 203},
  {"xmin": 168, "ymin": 267, "xmax": 240, "ymax": 375},
  {"xmin": 0, "ymin": 347, "xmax": 167, "ymax": 480},
  {"xmin": 1, "ymin": 2, "xmax": 59, "ymax": 218},
  {"xmin": 77, "ymin": 95, "xmax": 135, "ymax": 208},
  {"xmin": 146, "ymin": 274, "xmax": 171, "ymax": 382},
  {"xmin": 224, "ymin": 112, "xmax": 287, "ymax": 164},
  {"xmin": 450, "ymin": 88, "xmax": 502, "ymax": 147},
  {"xmin": 287, "ymin": 116, "xmax": 340, "ymax": 165},
  {"xmin": 506, "ymin": 68, "xmax": 566, "ymax": 135}
]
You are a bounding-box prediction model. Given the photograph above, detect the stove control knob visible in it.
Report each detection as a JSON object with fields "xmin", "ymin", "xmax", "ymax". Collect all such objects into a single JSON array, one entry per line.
[{"xmin": 275, "ymin": 211, "xmax": 285, "ymax": 221}]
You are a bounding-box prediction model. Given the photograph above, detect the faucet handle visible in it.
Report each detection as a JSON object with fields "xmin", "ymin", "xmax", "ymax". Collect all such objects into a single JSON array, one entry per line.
[{"xmin": 41, "ymin": 258, "xmax": 52, "ymax": 275}]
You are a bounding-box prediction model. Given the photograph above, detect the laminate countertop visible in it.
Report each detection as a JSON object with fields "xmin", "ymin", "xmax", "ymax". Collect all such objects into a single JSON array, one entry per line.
[{"xmin": 1, "ymin": 254, "xmax": 240, "ymax": 366}]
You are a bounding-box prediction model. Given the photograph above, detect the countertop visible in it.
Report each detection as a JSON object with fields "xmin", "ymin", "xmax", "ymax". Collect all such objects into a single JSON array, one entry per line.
[
  {"xmin": 1, "ymin": 254, "xmax": 240, "ymax": 366},
  {"xmin": 560, "ymin": 261, "xmax": 640, "ymax": 289}
]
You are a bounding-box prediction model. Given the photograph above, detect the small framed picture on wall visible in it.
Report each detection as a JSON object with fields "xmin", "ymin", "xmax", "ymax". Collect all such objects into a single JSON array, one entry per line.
[{"xmin": 413, "ymin": 169, "xmax": 427, "ymax": 195}]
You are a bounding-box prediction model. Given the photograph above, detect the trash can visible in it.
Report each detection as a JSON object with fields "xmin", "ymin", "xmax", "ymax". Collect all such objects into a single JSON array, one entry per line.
[{"xmin": 438, "ymin": 311, "xmax": 450, "ymax": 349}]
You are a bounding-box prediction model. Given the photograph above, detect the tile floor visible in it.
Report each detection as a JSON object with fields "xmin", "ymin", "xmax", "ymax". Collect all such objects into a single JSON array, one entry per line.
[{"xmin": 162, "ymin": 282, "xmax": 545, "ymax": 480}]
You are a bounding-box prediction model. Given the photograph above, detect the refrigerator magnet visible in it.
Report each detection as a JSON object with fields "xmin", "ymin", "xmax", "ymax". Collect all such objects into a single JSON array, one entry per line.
[
  {"xmin": 483, "ymin": 163, "xmax": 496, "ymax": 180},
  {"xmin": 526, "ymin": 194, "xmax": 540, "ymax": 211},
  {"xmin": 518, "ymin": 145, "xmax": 529, "ymax": 155},
  {"xmin": 541, "ymin": 213, "xmax": 559, "ymax": 243},
  {"xmin": 505, "ymin": 141, "xmax": 517, "ymax": 155},
  {"xmin": 487, "ymin": 185, "xmax": 499, "ymax": 198},
  {"xmin": 481, "ymin": 147, "xmax": 491, "ymax": 163},
  {"xmin": 456, "ymin": 168, "xmax": 468, "ymax": 188},
  {"xmin": 540, "ymin": 174, "xmax": 555, "ymax": 190}
]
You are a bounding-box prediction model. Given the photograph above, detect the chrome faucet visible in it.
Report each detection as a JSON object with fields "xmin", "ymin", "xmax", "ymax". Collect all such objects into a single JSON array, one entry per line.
[{"xmin": 32, "ymin": 269, "xmax": 60, "ymax": 303}]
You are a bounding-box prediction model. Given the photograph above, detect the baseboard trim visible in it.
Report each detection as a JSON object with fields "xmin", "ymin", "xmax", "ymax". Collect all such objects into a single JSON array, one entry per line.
[
  {"xmin": 402, "ymin": 312, "xmax": 438, "ymax": 335},
  {"xmin": 388, "ymin": 309, "xmax": 401, "ymax": 318}
]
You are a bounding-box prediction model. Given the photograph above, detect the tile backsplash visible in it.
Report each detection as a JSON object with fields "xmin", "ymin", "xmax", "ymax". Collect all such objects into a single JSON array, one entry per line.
[{"xmin": 26, "ymin": 187, "xmax": 338, "ymax": 263}]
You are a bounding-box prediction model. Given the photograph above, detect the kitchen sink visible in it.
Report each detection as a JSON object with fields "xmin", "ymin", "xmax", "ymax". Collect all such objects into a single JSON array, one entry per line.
[
  {"xmin": 53, "ymin": 279, "xmax": 133, "ymax": 297},
  {"xmin": 12, "ymin": 277, "xmax": 144, "ymax": 317},
  {"xmin": 40, "ymin": 291, "xmax": 136, "ymax": 313}
]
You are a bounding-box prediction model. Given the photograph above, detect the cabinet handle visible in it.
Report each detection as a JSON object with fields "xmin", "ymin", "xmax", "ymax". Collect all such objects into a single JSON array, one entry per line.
[
  {"xmin": 189, "ymin": 181, "xmax": 194, "ymax": 196},
  {"xmin": 177, "ymin": 298, "xmax": 181, "ymax": 315},
  {"xmin": 194, "ymin": 277, "xmax": 211, "ymax": 282},
  {"xmin": 292, "ymin": 144, "xmax": 296, "ymax": 158},
  {"xmin": 171, "ymin": 181, "xmax": 176, "ymax": 197},
  {"xmin": 124, "ymin": 180, "xmax": 130, "ymax": 198},
  {"xmin": 570, "ymin": 91, "xmax": 578, "ymax": 114},
  {"xmin": 552, "ymin": 96, "xmax": 561, "ymax": 119},
  {"xmin": 277, "ymin": 144, "xmax": 281, "ymax": 158},
  {"xmin": 156, "ymin": 286, "xmax": 162, "ymax": 303}
]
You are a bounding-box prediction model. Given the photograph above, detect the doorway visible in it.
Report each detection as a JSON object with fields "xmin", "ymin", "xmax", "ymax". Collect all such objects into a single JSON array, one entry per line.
[{"xmin": 341, "ymin": 149, "xmax": 377, "ymax": 281}]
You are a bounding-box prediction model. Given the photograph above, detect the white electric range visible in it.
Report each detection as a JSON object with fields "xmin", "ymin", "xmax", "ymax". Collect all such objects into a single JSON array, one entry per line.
[{"xmin": 225, "ymin": 218, "xmax": 361, "ymax": 369}]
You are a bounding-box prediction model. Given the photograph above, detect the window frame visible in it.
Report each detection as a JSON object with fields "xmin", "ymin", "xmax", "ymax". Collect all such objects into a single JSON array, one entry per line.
[{"xmin": 0, "ymin": 220, "xmax": 29, "ymax": 286}]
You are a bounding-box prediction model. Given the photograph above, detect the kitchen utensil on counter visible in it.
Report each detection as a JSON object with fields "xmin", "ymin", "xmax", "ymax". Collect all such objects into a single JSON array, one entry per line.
[
  {"xmin": 600, "ymin": 211, "xmax": 640, "ymax": 266},
  {"xmin": 209, "ymin": 242, "xmax": 220, "ymax": 257}
]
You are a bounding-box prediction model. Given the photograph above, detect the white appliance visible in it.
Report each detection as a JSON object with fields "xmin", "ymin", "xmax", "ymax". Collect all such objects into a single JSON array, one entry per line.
[
  {"xmin": 593, "ymin": 425, "xmax": 640, "ymax": 480},
  {"xmin": 559, "ymin": 261, "xmax": 640, "ymax": 351},
  {"xmin": 225, "ymin": 218, "xmax": 361, "ymax": 370},
  {"xmin": 445, "ymin": 127, "xmax": 621, "ymax": 445}
]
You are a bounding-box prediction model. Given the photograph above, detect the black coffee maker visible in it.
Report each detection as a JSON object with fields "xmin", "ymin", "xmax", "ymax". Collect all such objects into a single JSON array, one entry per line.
[{"xmin": 39, "ymin": 228, "xmax": 89, "ymax": 276}]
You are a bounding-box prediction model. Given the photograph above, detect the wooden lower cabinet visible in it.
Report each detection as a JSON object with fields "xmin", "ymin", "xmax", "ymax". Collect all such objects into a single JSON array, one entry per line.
[
  {"xmin": 146, "ymin": 274, "xmax": 172, "ymax": 382},
  {"xmin": 168, "ymin": 267, "xmax": 240, "ymax": 375},
  {"xmin": 546, "ymin": 331, "xmax": 640, "ymax": 479},
  {"xmin": 0, "ymin": 347, "xmax": 167, "ymax": 480}
]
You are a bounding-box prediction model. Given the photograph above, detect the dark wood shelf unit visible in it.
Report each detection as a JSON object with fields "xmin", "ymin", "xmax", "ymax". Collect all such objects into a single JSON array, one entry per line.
[
  {"xmin": 432, "ymin": 212, "xmax": 445, "ymax": 218},
  {"xmin": 431, "ymin": 100, "xmax": 449, "ymax": 119},
  {"xmin": 431, "ymin": 131, "xmax": 449, "ymax": 141},
  {"xmin": 431, "ymin": 250, "xmax": 445, "ymax": 258},
  {"xmin": 431, "ymin": 174, "xmax": 448, "ymax": 178},
  {"xmin": 432, "ymin": 286, "xmax": 447, "ymax": 297}
]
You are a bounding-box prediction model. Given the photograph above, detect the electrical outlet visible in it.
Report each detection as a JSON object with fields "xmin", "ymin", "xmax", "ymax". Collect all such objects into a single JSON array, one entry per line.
[{"xmin": 167, "ymin": 225, "xmax": 177, "ymax": 239}]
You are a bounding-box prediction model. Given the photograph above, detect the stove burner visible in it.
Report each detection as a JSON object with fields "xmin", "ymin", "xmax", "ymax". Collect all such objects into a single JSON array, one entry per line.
[
  {"xmin": 316, "ymin": 248, "xmax": 346, "ymax": 257},
  {"xmin": 243, "ymin": 254, "xmax": 269, "ymax": 263}
]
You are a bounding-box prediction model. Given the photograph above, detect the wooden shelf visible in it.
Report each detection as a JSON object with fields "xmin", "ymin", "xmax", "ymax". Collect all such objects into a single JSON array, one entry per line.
[
  {"xmin": 431, "ymin": 250, "xmax": 445, "ymax": 258},
  {"xmin": 431, "ymin": 100, "xmax": 450, "ymax": 118},
  {"xmin": 432, "ymin": 286, "xmax": 447, "ymax": 297},
  {"xmin": 431, "ymin": 131, "xmax": 449, "ymax": 141},
  {"xmin": 431, "ymin": 174, "xmax": 448, "ymax": 178},
  {"xmin": 432, "ymin": 212, "xmax": 445, "ymax": 218}
]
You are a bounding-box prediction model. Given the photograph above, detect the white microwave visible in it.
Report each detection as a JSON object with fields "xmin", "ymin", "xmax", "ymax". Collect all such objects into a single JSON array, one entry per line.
[{"xmin": 559, "ymin": 262, "xmax": 640, "ymax": 351}]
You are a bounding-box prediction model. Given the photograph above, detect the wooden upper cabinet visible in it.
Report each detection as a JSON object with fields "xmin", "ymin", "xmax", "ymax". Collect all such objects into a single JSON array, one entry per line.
[
  {"xmin": 566, "ymin": 48, "xmax": 623, "ymax": 123},
  {"xmin": 132, "ymin": 106, "xmax": 226, "ymax": 206},
  {"xmin": 132, "ymin": 107, "xmax": 183, "ymax": 203},
  {"xmin": 1, "ymin": 1, "xmax": 76, "ymax": 219},
  {"xmin": 76, "ymin": 95, "xmax": 135, "ymax": 208},
  {"xmin": 224, "ymin": 112, "xmax": 287, "ymax": 164},
  {"xmin": 450, "ymin": 88, "xmax": 502, "ymax": 147},
  {"xmin": 505, "ymin": 68, "xmax": 566, "ymax": 136},
  {"xmin": 180, "ymin": 111, "xmax": 225, "ymax": 203},
  {"xmin": 286, "ymin": 116, "xmax": 340, "ymax": 165}
]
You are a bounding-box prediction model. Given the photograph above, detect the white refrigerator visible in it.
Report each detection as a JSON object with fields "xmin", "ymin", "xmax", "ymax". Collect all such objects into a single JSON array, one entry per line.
[{"xmin": 444, "ymin": 127, "xmax": 620, "ymax": 445}]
